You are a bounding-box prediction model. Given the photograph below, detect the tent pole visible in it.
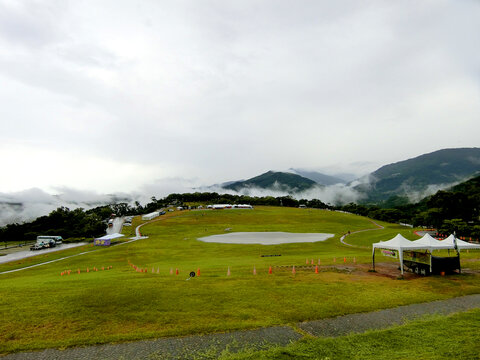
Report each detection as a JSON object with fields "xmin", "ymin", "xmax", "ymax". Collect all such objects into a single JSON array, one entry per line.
[
  {"xmin": 372, "ymin": 247, "xmax": 375, "ymax": 271},
  {"xmin": 399, "ymin": 248, "xmax": 404, "ymax": 275},
  {"xmin": 429, "ymin": 250, "xmax": 432, "ymax": 273},
  {"xmin": 458, "ymin": 251, "xmax": 461, "ymax": 274}
]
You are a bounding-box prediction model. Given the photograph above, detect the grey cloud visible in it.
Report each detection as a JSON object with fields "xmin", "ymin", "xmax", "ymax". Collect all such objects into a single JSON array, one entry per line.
[
  {"xmin": 0, "ymin": 1, "xmax": 66, "ymax": 48},
  {"xmin": 0, "ymin": 1, "xmax": 479, "ymax": 194}
]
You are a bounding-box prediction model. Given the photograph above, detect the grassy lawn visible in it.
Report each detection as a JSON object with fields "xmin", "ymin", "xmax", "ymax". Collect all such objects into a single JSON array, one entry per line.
[
  {"xmin": 0, "ymin": 207, "xmax": 479, "ymax": 354},
  {"xmin": 220, "ymin": 309, "xmax": 480, "ymax": 360}
]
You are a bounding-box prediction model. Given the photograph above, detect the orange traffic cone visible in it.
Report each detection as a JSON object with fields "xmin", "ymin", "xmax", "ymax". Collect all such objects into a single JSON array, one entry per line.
[
  {"xmin": 268, "ymin": 266, "xmax": 272, "ymax": 274},
  {"xmin": 292, "ymin": 265, "xmax": 296, "ymax": 275},
  {"xmin": 77, "ymin": 269, "xmax": 80, "ymax": 274},
  {"xmin": 175, "ymin": 268, "xmax": 179, "ymax": 275},
  {"xmin": 315, "ymin": 265, "xmax": 319, "ymax": 274},
  {"xmin": 306, "ymin": 258, "xmax": 309, "ymax": 264},
  {"xmin": 197, "ymin": 268, "xmax": 201, "ymax": 276},
  {"xmin": 311, "ymin": 259, "xmax": 314, "ymax": 265},
  {"xmin": 343, "ymin": 257, "xmax": 346, "ymax": 263},
  {"xmin": 87, "ymin": 268, "xmax": 89, "ymax": 273}
]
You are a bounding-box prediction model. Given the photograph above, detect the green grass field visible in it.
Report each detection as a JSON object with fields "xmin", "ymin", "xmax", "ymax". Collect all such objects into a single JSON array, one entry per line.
[{"xmin": 0, "ymin": 206, "xmax": 479, "ymax": 354}]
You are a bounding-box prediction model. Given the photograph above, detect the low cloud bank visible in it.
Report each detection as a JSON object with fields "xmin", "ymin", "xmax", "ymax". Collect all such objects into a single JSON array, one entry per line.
[
  {"xmin": 403, "ymin": 182, "xmax": 461, "ymax": 203},
  {"xmin": 0, "ymin": 180, "xmax": 365, "ymax": 226},
  {"xmin": 196, "ymin": 183, "xmax": 364, "ymax": 205},
  {"xmin": 2, "ymin": 174, "xmax": 460, "ymax": 226},
  {"xmin": 0, "ymin": 188, "xmax": 133, "ymax": 227}
]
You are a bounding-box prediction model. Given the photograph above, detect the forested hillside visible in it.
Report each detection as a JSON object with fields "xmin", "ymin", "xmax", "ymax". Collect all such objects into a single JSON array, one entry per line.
[
  {"xmin": 357, "ymin": 148, "xmax": 480, "ymax": 203},
  {"xmin": 342, "ymin": 175, "xmax": 480, "ymax": 238}
]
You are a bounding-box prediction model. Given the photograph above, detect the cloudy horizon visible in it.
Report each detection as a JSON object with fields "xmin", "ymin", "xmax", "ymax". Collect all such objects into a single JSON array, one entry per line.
[{"xmin": 1, "ymin": 1, "xmax": 479, "ymax": 198}]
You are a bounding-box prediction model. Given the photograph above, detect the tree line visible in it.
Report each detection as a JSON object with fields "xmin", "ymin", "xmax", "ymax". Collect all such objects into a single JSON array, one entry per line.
[
  {"xmin": 1, "ymin": 175, "xmax": 479, "ymax": 242},
  {"xmin": 339, "ymin": 175, "xmax": 480, "ymax": 238}
]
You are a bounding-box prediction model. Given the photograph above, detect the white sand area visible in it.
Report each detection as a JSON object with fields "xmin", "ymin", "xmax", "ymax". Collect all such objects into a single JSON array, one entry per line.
[{"xmin": 197, "ymin": 232, "xmax": 334, "ymax": 245}]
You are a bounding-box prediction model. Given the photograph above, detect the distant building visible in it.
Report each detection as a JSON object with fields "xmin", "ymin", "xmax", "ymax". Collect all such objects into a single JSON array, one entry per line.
[
  {"xmin": 210, "ymin": 204, "xmax": 253, "ymax": 210},
  {"xmin": 142, "ymin": 211, "xmax": 160, "ymax": 221}
]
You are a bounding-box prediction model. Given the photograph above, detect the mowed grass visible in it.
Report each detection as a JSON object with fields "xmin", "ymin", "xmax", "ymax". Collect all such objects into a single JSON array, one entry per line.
[{"xmin": 0, "ymin": 207, "xmax": 479, "ymax": 354}]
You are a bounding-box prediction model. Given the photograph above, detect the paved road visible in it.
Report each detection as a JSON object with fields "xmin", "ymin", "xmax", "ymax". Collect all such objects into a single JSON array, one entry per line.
[
  {"xmin": 0, "ymin": 214, "xmax": 155, "ymax": 275},
  {"xmin": 0, "ymin": 243, "xmax": 88, "ymax": 266},
  {"xmin": 0, "ymin": 237, "xmax": 147, "ymax": 276},
  {"xmin": 106, "ymin": 217, "xmax": 124, "ymax": 235},
  {"xmin": 340, "ymin": 219, "xmax": 384, "ymax": 247},
  {"xmin": 3, "ymin": 294, "xmax": 480, "ymax": 360}
]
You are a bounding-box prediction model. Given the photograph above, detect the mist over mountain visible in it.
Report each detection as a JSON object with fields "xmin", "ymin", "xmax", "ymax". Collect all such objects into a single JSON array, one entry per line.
[
  {"xmin": 287, "ymin": 169, "xmax": 347, "ymax": 185},
  {"xmin": 2, "ymin": 148, "xmax": 480, "ymax": 227},
  {"xmin": 0, "ymin": 188, "xmax": 134, "ymax": 227},
  {"xmin": 356, "ymin": 148, "xmax": 480, "ymax": 203},
  {"xmin": 217, "ymin": 148, "xmax": 480, "ymax": 206},
  {"xmin": 222, "ymin": 171, "xmax": 318, "ymax": 193}
]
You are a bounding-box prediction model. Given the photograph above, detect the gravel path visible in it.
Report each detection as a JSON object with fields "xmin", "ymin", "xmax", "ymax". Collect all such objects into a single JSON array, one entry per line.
[
  {"xmin": 2, "ymin": 327, "xmax": 301, "ymax": 360},
  {"xmin": 3, "ymin": 294, "xmax": 480, "ymax": 360},
  {"xmin": 298, "ymin": 293, "xmax": 480, "ymax": 337}
]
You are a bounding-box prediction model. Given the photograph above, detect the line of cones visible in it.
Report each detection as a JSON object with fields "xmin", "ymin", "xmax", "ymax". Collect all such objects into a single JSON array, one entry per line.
[
  {"xmin": 126, "ymin": 256, "xmax": 358, "ymax": 277},
  {"xmin": 60, "ymin": 265, "xmax": 112, "ymax": 276},
  {"xmin": 128, "ymin": 262, "xmax": 202, "ymax": 277}
]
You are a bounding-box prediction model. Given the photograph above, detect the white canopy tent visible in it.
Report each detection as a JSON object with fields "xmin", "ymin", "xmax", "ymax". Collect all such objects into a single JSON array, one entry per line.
[
  {"xmin": 372, "ymin": 234, "xmax": 428, "ymax": 275},
  {"xmin": 441, "ymin": 234, "xmax": 480, "ymax": 250},
  {"xmin": 372, "ymin": 233, "xmax": 480, "ymax": 275},
  {"xmin": 412, "ymin": 233, "xmax": 454, "ymax": 251}
]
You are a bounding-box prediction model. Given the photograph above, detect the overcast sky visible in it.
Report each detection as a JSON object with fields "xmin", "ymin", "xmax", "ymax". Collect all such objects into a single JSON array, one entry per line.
[{"xmin": 1, "ymin": 0, "xmax": 479, "ymax": 197}]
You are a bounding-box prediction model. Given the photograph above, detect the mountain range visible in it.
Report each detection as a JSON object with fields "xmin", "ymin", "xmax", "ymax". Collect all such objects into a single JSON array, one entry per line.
[
  {"xmin": 2, "ymin": 147, "xmax": 479, "ymax": 226},
  {"xmin": 220, "ymin": 148, "xmax": 480, "ymax": 204}
]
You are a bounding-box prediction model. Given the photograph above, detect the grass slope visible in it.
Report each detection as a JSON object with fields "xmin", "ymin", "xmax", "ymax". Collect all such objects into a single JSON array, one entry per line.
[{"xmin": 0, "ymin": 207, "xmax": 478, "ymax": 354}]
